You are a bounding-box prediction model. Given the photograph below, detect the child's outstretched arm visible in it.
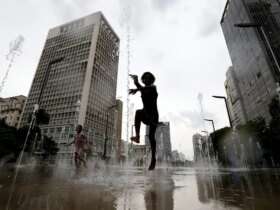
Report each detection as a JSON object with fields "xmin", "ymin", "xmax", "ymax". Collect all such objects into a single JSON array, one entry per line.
[
  {"xmin": 129, "ymin": 74, "xmax": 143, "ymax": 90},
  {"xmin": 129, "ymin": 89, "xmax": 138, "ymax": 95}
]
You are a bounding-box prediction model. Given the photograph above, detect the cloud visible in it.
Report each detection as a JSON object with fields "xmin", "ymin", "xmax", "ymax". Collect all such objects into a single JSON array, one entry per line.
[
  {"xmin": 180, "ymin": 110, "xmax": 216, "ymax": 130},
  {"xmin": 118, "ymin": 0, "xmax": 153, "ymax": 34},
  {"xmin": 152, "ymin": 0, "xmax": 179, "ymax": 11},
  {"xmin": 196, "ymin": 0, "xmax": 225, "ymax": 38},
  {"xmin": 48, "ymin": 0, "xmax": 101, "ymax": 22},
  {"xmin": 162, "ymin": 109, "xmax": 216, "ymax": 130},
  {"xmin": 48, "ymin": 0, "xmax": 80, "ymax": 21},
  {"xmin": 197, "ymin": 11, "xmax": 219, "ymax": 37}
]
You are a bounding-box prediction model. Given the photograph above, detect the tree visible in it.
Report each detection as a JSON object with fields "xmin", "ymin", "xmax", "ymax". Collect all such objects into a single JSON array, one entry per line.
[
  {"xmin": 16, "ymin": 125, "xmax": 41, "ymax": 153},
  {"xmin": 269, "ymin": 97, "xmax": 280, "ymax": 138},
  {"xmin": 237, "ymin": 117, "xmax": 268, "ymax": 140},
  {"xmin": 0, "ymin": 117, "xmax": 60, "ymax": 164},
  {"xmin": 36, "ymin": 109, "xmax": 50, "ymax": 125},
  {"xmin": 268, "ymin": 96, "xmax": 280, "ymax": 165},
  {"xmin": 269, "ymin": 96, "xmax": 280, "ymax": 119},
  {"xmin": 210, "ymin": 127, "xmax": 232, "ymax": 166},
  {"xmin": 0, "ymin": 119, "xmax": 18, "ymax": 161}
]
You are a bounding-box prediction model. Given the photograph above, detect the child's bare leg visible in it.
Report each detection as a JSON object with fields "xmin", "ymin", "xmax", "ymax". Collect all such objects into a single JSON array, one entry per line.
[
  {"xmin": 131, "ymin": 110, "xmax": 142, "ymax": 143},
  {"xmin": 81, "ymin": 153, "xmax": 87, "ymax": 167},
  {"xmin": 81, "ymin": 158, "xmax": 87, "ymax": 168},
  {"xmin": 148, "ymin": 125, "xmax": 157, "ymax": 170},
  {"xmin": 74, "ymin": 153, "xmax": 80, "ymax": 168}
]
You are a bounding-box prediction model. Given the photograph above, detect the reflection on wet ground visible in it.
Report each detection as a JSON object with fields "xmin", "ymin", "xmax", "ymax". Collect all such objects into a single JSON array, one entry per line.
[{"xmin": 0, "ymin": 163, "xmax": 280, "ymax": 210}]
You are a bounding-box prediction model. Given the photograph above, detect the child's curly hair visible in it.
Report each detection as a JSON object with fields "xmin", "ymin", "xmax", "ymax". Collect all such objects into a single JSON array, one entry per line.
[{"xmin": 141, "ymin": 72, "xmax": 155, "ymax": 84}]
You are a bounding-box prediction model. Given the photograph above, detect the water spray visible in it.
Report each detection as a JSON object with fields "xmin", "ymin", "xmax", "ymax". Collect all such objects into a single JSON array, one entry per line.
[
  {"xmin": 120, "ymin": 3, "xmax": 133, "ymax": 158},
  {"xmin": 0, "ymin": 35, "xmax": 24, "ymax": 95}
]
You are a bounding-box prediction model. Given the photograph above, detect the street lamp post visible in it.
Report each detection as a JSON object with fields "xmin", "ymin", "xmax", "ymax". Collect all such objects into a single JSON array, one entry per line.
[
  {"xmin": 212, "ymin": 95, "xmax": 233, "ymax": 128},
  {"xmin": 103, "ymin": 104, "xmax": 118, "ymax": 159},
  {"xmin": 26, "ymin": 57, "xmax": 64, "ymax": 154},
  {"xmin": 234, "ymin": 23, "xmax": 280, "ymax": 75},
  {"xmin": 204, "ymin": 119, "xmax": 216, "ymax": 133}
]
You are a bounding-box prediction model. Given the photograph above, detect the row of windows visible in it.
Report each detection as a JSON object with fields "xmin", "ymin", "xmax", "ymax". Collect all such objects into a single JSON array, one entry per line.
[
  {"xmin": 83, "ymin": 21, "xmax": 119, "ymax": 133},
  {"xmin": 60, "ymin": 19, "xmax": 85, "ymax": 34},
  {"xmin": 46, "ymin": 25, "xmax": 93, "ymax": 49},
  {"xmin": 30, "ymin": 61, "xmax": 87, "ymax": 95},
  {"xmin": 0, "ymin": 103, "xmax": 24, "ymax": 111}
]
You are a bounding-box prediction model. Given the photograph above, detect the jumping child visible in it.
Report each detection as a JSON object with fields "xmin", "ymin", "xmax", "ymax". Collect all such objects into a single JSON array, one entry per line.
[{"xmin": 129, "ymin": 72, "xmax": 159, "ymax": 170}]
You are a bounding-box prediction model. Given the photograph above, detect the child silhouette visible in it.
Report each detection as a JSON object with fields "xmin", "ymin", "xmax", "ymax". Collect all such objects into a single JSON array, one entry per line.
[{"xmin": 129, "ymin": 72, "xmax": 159, "ymax": 170}]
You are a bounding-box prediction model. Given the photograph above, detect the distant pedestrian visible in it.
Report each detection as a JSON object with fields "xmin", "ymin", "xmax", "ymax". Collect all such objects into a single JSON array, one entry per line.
[
  {"xmin": 69, "ymin": 125, "xmax": 88, "ymax": 168},
  {"xmin": 129, "ymin": 72, "xmax": 159, "ymax": 170}
]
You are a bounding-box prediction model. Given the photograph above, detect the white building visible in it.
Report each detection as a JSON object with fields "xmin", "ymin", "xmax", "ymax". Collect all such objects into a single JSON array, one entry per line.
[
  {"xmin": 0, "ymin": 95, "xmax": 26, "ymax": 127},
  {"xmin": 19, "ymin": 12, "xmax": 120, "ymax": 157}
]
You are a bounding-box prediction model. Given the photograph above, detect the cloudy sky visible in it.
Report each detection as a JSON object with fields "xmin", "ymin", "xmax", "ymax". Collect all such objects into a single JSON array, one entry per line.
[{"xmin": 0, "ymin": 0, "xmax": 232, "ymax": 159}]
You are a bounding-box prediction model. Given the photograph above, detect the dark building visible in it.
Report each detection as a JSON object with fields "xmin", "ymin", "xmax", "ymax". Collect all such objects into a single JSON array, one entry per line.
[{"xmin": 221, "ymin": 0, "xmax": 280, "ymax": 125}]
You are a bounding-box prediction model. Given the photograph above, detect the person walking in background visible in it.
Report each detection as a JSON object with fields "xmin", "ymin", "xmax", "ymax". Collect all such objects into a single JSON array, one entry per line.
[{"xmin": 129, "ymin": 72, "xmax": 159, "ymax": 170}]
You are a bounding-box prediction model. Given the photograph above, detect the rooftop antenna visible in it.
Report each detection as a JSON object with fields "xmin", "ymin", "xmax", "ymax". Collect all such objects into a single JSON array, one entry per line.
[{"xmin": 0, "ymin": 35, "xmax": 24, "ymax": 95}]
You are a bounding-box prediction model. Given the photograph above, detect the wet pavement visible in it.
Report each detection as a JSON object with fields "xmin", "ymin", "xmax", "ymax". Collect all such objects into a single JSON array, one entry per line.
[{"xmin": 1, "ymin": 162, "xmax": 280, "ymax": 210}]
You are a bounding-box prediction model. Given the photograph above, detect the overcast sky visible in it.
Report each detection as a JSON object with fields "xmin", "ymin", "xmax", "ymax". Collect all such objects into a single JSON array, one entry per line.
[{"xmin": 0, "ymin": 0, "xmax": 232, "ymax": 159}]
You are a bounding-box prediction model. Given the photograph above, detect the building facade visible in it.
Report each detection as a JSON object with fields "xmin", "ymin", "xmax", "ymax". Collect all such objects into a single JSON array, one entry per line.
[
  {"xmin": 193, "ymin": 134, "xmax": 205, "ymax": 163},
  {"xmin": 131, "ymin": 144, "xmax": 148, "ymax": 166},
  {"xmin": 221, "ymin": 0, "xmax": 280, "ymax": 124},
  {"xmin": 19, "ymin": 12, "xmax": 120, "ymax": 157},
  {"xmin": 145, "ymin": 122, "xmax": 172, "ymax": 163},
  {"xmin": 115, "ymin": 99, "xmax": 123, "ymax": 161},
  {"xmin": 192, "ymin": 133, "xmax": 214, "ymax": 163},
  {"xmin": 0, "ymin": 95, "xmax": 26, "ymax": 127},
  {"xmin": 225, "ymin": 66, "xmax": 248, "ymax": 127}
]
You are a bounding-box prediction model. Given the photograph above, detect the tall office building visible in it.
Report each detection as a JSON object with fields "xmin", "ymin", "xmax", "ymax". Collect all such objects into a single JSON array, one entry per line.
[
  {"xmin": 192, "ymin": 133, "xmax": 208, "ymax": 163},
  {"xmin": 221, "ymin": 0, "xmax": 280, "ymax": 124},
  {"xmin": 19, "ymin": 12, "xmax": 120, "ymax": 156},
  {"xmin": 145, "ymin": 122, "xmax": 172, "ymax": 162}
]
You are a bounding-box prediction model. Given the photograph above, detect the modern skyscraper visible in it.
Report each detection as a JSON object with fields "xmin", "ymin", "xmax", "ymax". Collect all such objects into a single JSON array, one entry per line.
[
  {"xmin": 192, "ymin": 133, "xmax": 208, "ymax": 163},
  {"xmin": 19, "ymin": 12, "xmax": 120, "ymax": 157},
  {"xmin": 225, "ymin": 66, "xmax": 247, "ymax": 127},
  {"xmin": 145, "ymin": 122, "xmax": 172, "ymax": 163},
  {"xmin": 221, "ymin": 0, "xmax": 280, "ymax": 124}
]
